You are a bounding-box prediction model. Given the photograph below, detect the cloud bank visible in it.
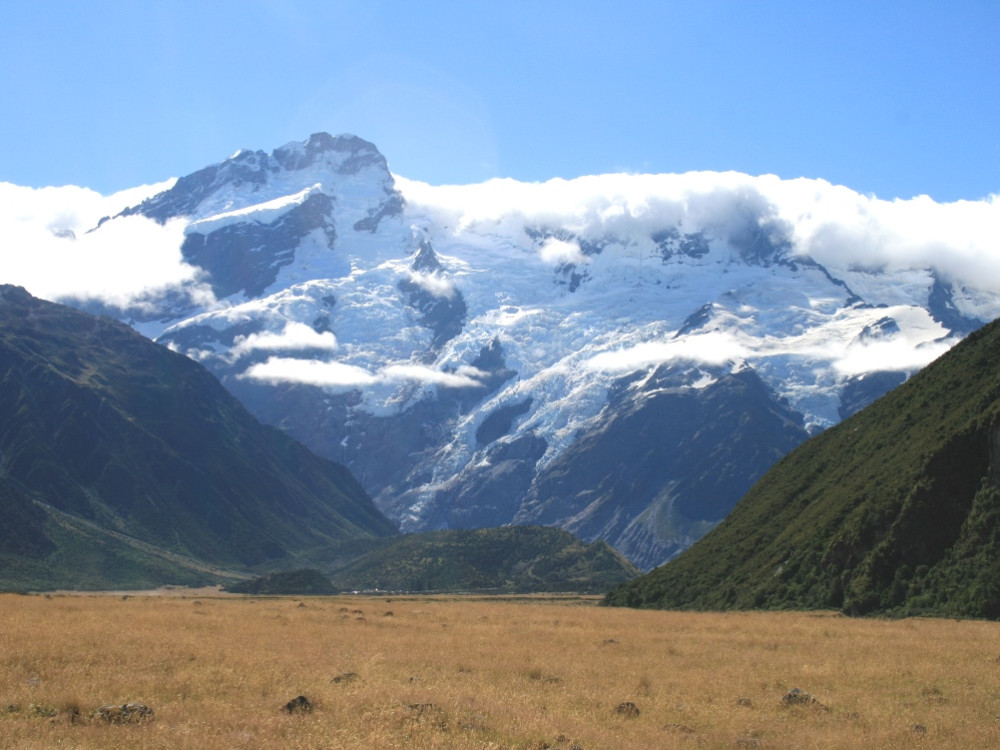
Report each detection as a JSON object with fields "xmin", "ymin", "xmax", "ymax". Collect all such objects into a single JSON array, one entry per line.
[
  {"xmin": 396, "ymin": 173, "xmax": 1000, "ymax": 300},
  {"xmin": 5, "ymin": 171, "xmax": 1000, "ymax": 328},
  {"xmin": 585, "ymin": 332, "xmax": 750, "ymax": 373},
  {"xmin": 583, "ymin": 314, "xmax": 955, "ymax": 379},
  {"xmin": 538, "ymin": 237, "xmax": 586, "ymax": 265},
  {"xmin": 0, "ymin": 180, "xmax": 211, "ymax": 309},
  {"xmin": 402, "ymin": 270, "xmax": 457, "ymax": 299}
]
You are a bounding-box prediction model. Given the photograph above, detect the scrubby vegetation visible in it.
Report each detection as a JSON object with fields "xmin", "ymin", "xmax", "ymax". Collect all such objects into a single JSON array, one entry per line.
[
  {"xmin": 225, "ymin": 569, "xmax": 336, "ymax": 595},
  {"xmin": 2, "ymin": 593, "xmax": 1000, "ymax": 748},
  {"xmin": 606, "ymin": 317, "xmax": 1000, "ymax": 618},
  {"xmin": 324, "ymin": 526, "xmax": 639, "ymax": 593}
]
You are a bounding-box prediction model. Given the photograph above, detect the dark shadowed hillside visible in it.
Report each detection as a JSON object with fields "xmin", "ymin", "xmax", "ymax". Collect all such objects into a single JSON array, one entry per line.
[
  {"xmin": 606, "ymin": 317, "xmax": 1000, "ymax": 619},
  {"xmin": 0, "ymin": 285, "xmax": 396, "ymax": 590}
]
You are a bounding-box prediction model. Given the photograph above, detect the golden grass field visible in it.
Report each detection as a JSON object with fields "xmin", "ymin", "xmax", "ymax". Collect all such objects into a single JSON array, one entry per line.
[{"xmin": 2, "ymin": 591, "xmax": 1000, "ymax": 749}]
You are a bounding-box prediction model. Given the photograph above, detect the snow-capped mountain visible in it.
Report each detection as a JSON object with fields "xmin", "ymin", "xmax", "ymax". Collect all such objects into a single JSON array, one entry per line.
[{"xmin": 40, "ymin": 133, "xmax": 1000, "ymax": 570}]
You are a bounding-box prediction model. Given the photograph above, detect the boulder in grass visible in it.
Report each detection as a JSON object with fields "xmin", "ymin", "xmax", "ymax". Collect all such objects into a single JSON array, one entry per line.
[
  {"xmin": 94, "ymin": 702, "xmax": 154, "ymax": 724},
  {"xmin": 613, "ymin": 701, "xmax": 640, "ymax": 718},
  {"xmin": 283, "ymin": 695, "xmax": 313, "ymax": 714},
  {"xmin": 781, "ymin": 688, "xmax": 827, "ymax": 710}
]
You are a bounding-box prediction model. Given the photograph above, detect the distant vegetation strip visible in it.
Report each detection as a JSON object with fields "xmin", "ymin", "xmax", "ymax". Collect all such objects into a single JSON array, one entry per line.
[
  {"xmin": 323, "ymin": 526, "xmax": 639, "ymax": 594},
  {"xmin": 225, "ymin": 569, "xmax": 336, "ymax": 595}
]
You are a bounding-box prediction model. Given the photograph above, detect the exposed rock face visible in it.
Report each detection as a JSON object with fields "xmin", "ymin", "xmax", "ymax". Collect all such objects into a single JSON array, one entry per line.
[
  {"xmin": 513, "ymin": 366, "xmax": 810, "ymax": 569},
  {"xmin": 125, "ymin": 133, "xmax": 398, "ymax": 225},
  {"xmin": 397, "ymin": 238, "xmax": 468, "ymax": 349},
  {"xmin": 118, "ymin": 149, "xmax": 273, "ymax": 223},
  {"xmin": 838, "ymin": 371, "xmax": 907, "ymax": 419},
  {"xmin": 476, "ymin": 399, "xmax": 534, "ymax": 447},
  {"xmin": 928, "ymin": 274, "xmax": 983, "ymax": 334},
  {"xmin": 273, "ymin": 133, "xmax": 386, "ymax": 174},
  {"xmin": 182, "ymin": 192, "xmax": 337, "ymax": 299}
]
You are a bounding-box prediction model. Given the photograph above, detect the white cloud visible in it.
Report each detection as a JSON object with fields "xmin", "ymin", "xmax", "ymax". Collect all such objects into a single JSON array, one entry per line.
[
  {"xmin": 0, "ymin": 179, "xmax": 213, "ymax": 309},
  {"xmin": 538, "ymin": 237, "xmax": 585, "ymax": 265},
  {"xmin": 233, "ymin": 321, "xmax": 338, "ymax": 356},
  {"xmin": 7, "ymin": 169, "xmax": 1000, "ymax": 345},
  {"xmin": 759, "ymin": 178, "xmax": 1000, "ymax": 284},
  {"xmin": 381, "ymin": 364, "xmax": 483, "ymax": 388},
  {"xmin": 832, "ymin": 337, "xmax": 956, "ymax": 377},
  {"xmin": 403, "ymin": 270, "xmax": 456, "ymax": 299},
  {"xmin": 242, "ymin": 358, "xmax": 377, "ymax": 388},
  {"xmin": 241, "ymin": 357, "xmax": 485, "ymax": 390},
  {"xmin": 585, "ymin": 332, "xmax": 750, "ymax": 372},
  {"xmin": 395, "ymin": 172, "xmax": 762, "ymax": 240},
  {"xmin": 582, "ymin": 318, "xmax": 956, "ymax": 380}
]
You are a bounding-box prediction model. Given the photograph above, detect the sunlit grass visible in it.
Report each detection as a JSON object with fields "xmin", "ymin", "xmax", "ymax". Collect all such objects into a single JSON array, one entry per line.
[{"xmin": 1, "ymin": 592, "xmax": 999, "ymax": 748}]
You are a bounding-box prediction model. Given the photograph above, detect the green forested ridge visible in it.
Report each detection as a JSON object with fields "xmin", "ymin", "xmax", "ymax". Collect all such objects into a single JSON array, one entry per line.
[
  {"xmin": 605, "ymin": 317, "xmax": 1000, "ymax": 618},
  {"xmin": 0, "ymin": 285, "xmax": 396, "ymax": 590}
]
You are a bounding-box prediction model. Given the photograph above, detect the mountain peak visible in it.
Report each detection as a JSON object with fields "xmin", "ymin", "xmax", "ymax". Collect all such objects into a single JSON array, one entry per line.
[
  {"xmin": 117, "ymin": 133, "xmax": 393, "ymax": 225},
  {"xmin": 0, "ymin": 284, "xmax": 32, "ymax": 304},
  {"xmin": 272, "ymin": 132, "xmax": 388, "ymax": 175},
  {"xmin": 410, "ymin": 228, "xmax": 442, "ymax": 273}
]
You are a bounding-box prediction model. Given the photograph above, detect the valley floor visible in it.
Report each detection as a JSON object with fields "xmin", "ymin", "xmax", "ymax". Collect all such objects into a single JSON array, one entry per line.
[{"xmin": 1, "ymin": 593, "xmax": 998, "ymax": 749}]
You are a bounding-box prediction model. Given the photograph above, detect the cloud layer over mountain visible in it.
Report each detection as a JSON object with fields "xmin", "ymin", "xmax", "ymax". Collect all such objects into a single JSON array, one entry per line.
[
  {"xmin": 6, "ymin": 170, "xmax": 998, "ymax": 391},
  {"xmin": 6, "ymin": 172, "xmax": 1000, "ymax": 318},
  {"xmin": 398, "ymin": 173, "xmax": 1000, "ymax": 309}
]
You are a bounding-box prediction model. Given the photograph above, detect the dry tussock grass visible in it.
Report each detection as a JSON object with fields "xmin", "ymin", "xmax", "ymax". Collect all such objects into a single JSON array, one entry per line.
[{"xmin": 1, "ymin": 592, "xmax": 999, "ymax": 748}]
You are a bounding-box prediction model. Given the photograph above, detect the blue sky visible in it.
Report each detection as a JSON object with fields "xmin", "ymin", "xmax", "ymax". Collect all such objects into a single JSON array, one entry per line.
[{"xmin": 2, "ymin": 0, "xmax": 998, "ymax": 201}]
